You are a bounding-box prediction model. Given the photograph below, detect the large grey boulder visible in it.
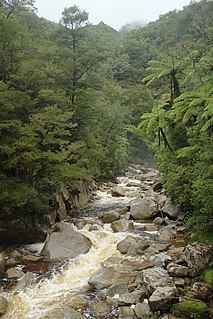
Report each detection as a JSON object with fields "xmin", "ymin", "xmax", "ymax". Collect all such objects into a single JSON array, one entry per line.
[
  {"xmin": 117, "ymin": 235, "xmax": 150, "ymax": 256},
  {"xmin": 161, "ymin": 199, "xmax": 181, "ymax": 219},
  {"xmin": 129, "ymin": 197, "xmax": 157, "ymax": 220},
  {"xmin": 148, "ymin": 286, "xmax": 178, "ymax": 312},
  {"xmin": 0, "ymin": 253, "xmax": 5, "ymax": 278},
  {"xmin": 116, "ymin": 290, "xmax": 143, "ymax": 305},
  {"xmin": 88, "ymin": 266, "xmax": 116, "ymax": 290},
  {"xmin": 40, "ymin": 223, "xmax": 91, "ymax": 260},
  {"xmin": 142, "ymin": 267, "xmax": 172, "ymax": 291}
]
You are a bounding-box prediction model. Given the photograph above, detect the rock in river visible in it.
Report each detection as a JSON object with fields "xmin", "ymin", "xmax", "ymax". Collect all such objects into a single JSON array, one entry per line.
[{"xmin": 41, "ymin": 222, "xmax": 91, "ymax": 260}]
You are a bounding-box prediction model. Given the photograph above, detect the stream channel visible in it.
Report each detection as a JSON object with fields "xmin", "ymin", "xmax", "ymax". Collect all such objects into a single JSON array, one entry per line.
[{"xmin": 1, "ymin": 165, "xmax": 187, "ymax": 319}]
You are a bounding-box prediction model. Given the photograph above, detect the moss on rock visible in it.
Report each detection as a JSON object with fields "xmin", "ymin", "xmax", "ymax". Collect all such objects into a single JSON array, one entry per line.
[{"xmin": 171, "ymin": 300, "xmax": 210, "ymax": 319}]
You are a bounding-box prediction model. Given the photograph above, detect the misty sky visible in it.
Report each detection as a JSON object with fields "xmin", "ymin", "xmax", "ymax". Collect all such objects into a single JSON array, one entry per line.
[{"xmin": 35, "ymin": 0, "xmax": 191, "ymax": 30}]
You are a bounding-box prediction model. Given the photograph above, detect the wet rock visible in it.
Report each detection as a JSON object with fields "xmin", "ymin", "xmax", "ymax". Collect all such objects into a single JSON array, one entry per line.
[
  {"xmin": 6, "ymin": 268, "xmax": 25, "ymax": 279},
  {"xmin": 171, "ymin": 300, "xmax": 210, "ymax": 319},
  {"xmin": 0, "ymin": 294, "xmax": 8, "ymax": 317},
  {"xmin": 129, "ymin": 197, "xmax": 157, "ymax": 220},
  {"xmin": 167, "ymin": 263, "xmax": 189, "ymax": 277},
  {"xmin": 183, "ymin": 244, "xmax": 213, "ymax": 276},
  {"xmin": 148, "ymin": 286, "xmax": 178, "ymax": 312},
  {"xmin": 10, "ymin": 250, "xmax": 22, "ymax": 258},
  {"xmin": 91, "ymin": 301, "xmax": 111, "ymax": 319},
  {"xmin": 88, "ymin": 266, "xmax": 116, "ymax": 290},
  {"xmin": 13, "ymin": 272, "xmax": 36, "ymax": 292},
  {"xmin": 103, "ymin": 210, "xmax": 120, "ymax": 223},
  {"xmin": 5, "ymin": 257, "xmax": 17, "ymax": 267},
  {"xmin": 111, "ymin": 219, "xmax": 133, "ymax": 232},
  {"xmin": 162, "ymin": 199, "xmax": 181, "ymax": 219},
  {"xmin": 44, "ymin": 305, "xmax": 87, "ymax": 319},
  {"xmin": 142, "ymin": 267, "xmax": 172, "ymax": 291},
  {"xmin": 40, "ymin": 222, "xmax": 91, "ymax": 260},
  {"xmin": 111, "ymin": 185, "xmax": 126, "ymax": 197},
  {"xmin": 106, "ymin": 283, "xmax": 129, "ymax": 297},
  {"xmin": 66, "ymin": 295, "xmax": 89, "ymax": 311},
  {"xmin": 0, "ymin": 253, "xmax": 5, "ymax": 277},
  {"xmin": 134, "ymin": 300, "xmax": 152, "ymax": 318}
]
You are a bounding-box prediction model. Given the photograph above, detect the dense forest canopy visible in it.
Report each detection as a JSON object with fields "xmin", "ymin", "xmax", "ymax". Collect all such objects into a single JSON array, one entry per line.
[{"xmin": 0, "ymin": 0, "xmax": 212, "ymax": 240}]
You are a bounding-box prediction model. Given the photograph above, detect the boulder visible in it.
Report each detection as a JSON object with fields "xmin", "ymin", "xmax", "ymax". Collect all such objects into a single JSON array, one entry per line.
[
  {"xmin": 162, "ymin": 199, "xmax": 181, "ymax": 219},
  {"xmin": 183, "ymin": 244, "xmax": 213, "ymax": 276},
  {"xmin": 88, "ymin": 266, "xmax": 116, "ymax": 290},
  {"xmin": 0, "ymin": 253, "xmax": 5, "ymax": 278},
  {"xmin": 117, "ymin": 236, "xmax": 150, "ymax": 256},
  {"xmin": 111, "ymin": 219, "xmax": 133, "ymax": 232},
  {"xmin": 103, "ymin": 210, "xmax": 120, "ymax": 223},
  {"xmin": 0, "ymin": 295, "xmax": 8, "ymax": 317},
  {"xmin": 111, "ymin": 185, "xmax": 126, "ymax": 197},
  {"xmin": 167, "ymin": 264, "xmax": 189, "ymax": 277},
  {"xmin": 148, "ymin": 286, "xmax": 178, "ymax": 312},
  {"xmin": 43, "ymin": 305, "xmax": 87, "ymax": 319},
  {"xmin": 159, "ymin": 229, "xmax": 173, "ymax": 241},
  {"xmin": 117, "ymin": 235, "xmax": 136, "ymax": 254},
  {"xmin": 40, "ymin": 223, "xmax": 91, "ymax": 260},
  {"xmin": 142, "ymin": 267, "xmax": 172, "ymax": 291},
  {"xmin": 134, "ymin": 301, "xmax": 153, "ymax": 318},
  {"xmin": 129, "ymin": 197, "xmax": 157, "ymax": 220}
]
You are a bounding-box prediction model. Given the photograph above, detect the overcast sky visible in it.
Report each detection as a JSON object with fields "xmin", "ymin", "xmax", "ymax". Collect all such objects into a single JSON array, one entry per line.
[{"xmin": 35, "ymin": 0, "xmax": 191, "ymax": 31}]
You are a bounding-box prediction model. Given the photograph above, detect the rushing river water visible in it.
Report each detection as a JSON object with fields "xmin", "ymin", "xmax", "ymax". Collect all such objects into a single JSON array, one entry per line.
[
  {"xmin": 2, "ymin": 166, "xmax": 160, "ymax": 319},
  {"xmin": 3, "ymin": 225, "xmax": 128, "ymax": 319}
]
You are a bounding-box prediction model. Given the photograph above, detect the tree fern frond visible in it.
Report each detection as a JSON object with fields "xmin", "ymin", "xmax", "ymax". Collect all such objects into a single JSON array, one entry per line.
[
  {"xmin": 201, "ymin": 118, "xmax": 213, "ymax": 132},
  {"xmin": 176, "ymin": 145, "xmax": 199, "ymax": 158}
]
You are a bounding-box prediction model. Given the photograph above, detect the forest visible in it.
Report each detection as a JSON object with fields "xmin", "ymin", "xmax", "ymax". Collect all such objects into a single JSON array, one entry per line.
[{"xmin": 0, "ymin": 0, "xmax": 212, "ymax": 241}]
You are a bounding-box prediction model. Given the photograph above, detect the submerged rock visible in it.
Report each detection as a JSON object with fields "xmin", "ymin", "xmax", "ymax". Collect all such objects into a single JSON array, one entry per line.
[{"xmin": 40, "ymin": 222, "xmax": 91, "ymax": 260}]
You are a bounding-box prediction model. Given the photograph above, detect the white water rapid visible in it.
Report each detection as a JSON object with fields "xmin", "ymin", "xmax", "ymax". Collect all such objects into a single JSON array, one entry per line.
[{"xmin": 3, "ymin": 225, "xmax": 128, "ymax": 319}]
